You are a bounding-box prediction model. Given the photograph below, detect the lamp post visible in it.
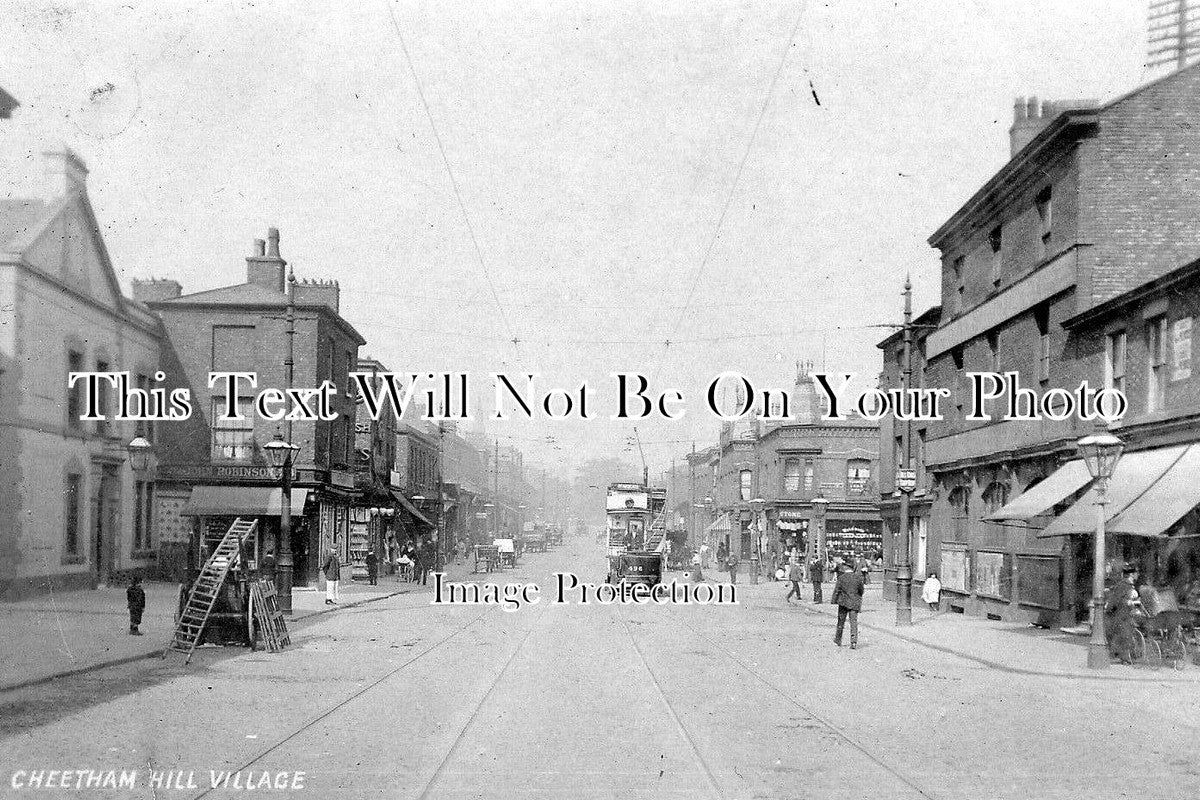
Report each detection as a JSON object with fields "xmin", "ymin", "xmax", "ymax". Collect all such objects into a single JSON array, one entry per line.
[
  {"xmin": 1078, "ymin": 425, "xmax": 1124, "ymax": 670},
  {"xmin": 809, "ymin": 494, "xmax": 830, "ymax": 580},
  {"xmin": 749, "ymin": 497, "xmax": 765, "ymax": 584},
  {"xmin": 895, "ymin": 276, "xmax": 915, "ymax": 625},
  {"xmin": 264, "ymin": 429, "xmax": 300, "ymax": 614}
]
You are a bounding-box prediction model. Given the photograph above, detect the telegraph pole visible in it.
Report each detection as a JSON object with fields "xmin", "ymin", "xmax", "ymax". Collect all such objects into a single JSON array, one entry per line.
[
  {"xmin": 278, "ymin": 263, "xmax": 296, "ymax": 614},
  {"xmin": 896, "ymin": 276, "xmax": 915, "ymax": 626}
]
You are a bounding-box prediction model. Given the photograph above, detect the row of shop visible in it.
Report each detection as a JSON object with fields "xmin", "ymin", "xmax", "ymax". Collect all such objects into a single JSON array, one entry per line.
[
  {"xmin": 883, "ymin": 439, "xmax": 1200, "ymax": 626},
  {"xmin": 702, "ymin": 504, "xmax": 883, "ymax": 567}
]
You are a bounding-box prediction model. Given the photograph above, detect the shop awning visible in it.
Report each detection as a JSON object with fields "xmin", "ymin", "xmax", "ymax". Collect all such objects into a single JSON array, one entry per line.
[
  {"xmin": 1038, "ymin": 445, "xmax": 1190, "ymax": 538},
  {"xmin": 182, "ymin": 486, "xmax": 309, "ymax": 517},
  {"xmin": 1106, "ymin": 444, "xmax": 1200, "ymax": 537},
  {"xmin": 705, "ymin": 513, "xmax": 731, "ymax": 534},
  {"xmin": 983, "ymin": 459, "xmax": 1093, "ymax": 523},
  {"xmin": 391, "ymin": 489, "xmax": 435, "ymax": 527}
]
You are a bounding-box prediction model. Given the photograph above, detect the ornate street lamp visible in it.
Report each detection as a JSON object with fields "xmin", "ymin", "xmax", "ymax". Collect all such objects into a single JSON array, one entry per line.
[
  {"xmin": 749, "ymin": 497, "xmax": 765, "ymax": 584},
  {"xmin": 127, "ymin": 436, "xmax": 153, "ymax": 473},
  {"xmin": 264, "ymin": 429, "xmax": 301, "ymax": 614},
  {"xmin": 1078, "ymin": 425, "xmax": 1124, "ymax": 670},
  {"xmin": 808, "ymin": 494, "xmax": 830, "ymax": 573}
]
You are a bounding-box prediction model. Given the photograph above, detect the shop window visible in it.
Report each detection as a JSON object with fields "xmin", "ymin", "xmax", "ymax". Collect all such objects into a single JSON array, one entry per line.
[
  {"xmin": 1105, "ymin": 330, "xmax": 1126, "ymax": 394},
  {"xmin": 1146, "ymin": 316, "xmax": 1167, "ymax": 413},
  {"xmin": 783, "ymin": 459, "xmax": 801, "ymax": 492}
]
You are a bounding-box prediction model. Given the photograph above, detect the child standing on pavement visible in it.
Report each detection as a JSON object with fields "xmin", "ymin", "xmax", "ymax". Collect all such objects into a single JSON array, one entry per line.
[{"xmin": 127, "ymin": 575, "xmax": 146, "ymax": 636}]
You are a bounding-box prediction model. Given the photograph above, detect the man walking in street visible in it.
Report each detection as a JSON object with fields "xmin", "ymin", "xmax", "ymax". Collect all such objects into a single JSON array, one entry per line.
[
  {"xmin": 127, "ymin": 575, "xmax": 146, "ymax": 635},
  {"xmin": 832, "ymin": 561, "xmax": 865, "ymax": 649},
  {"xmin": 323, "ymin": 547, "xmax": 341, "ymax": 605},
  {"xmin": 365, "ymin": 549, "xmax": 378, "ymax": 586},
  {"xmin": 785, "ymin": 556, "xmax": 803, "ymax": 603},
  {"xmin": 809, "ymin": 556, "xmax": 824, "ymax": 604},
  {"xmin": 726, "ymin": 550, "xmax": 739, "ymax": 585}
]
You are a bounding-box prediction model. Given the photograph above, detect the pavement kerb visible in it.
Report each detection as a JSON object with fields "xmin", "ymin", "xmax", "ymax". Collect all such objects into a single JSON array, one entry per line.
[
  {"xmin": 784, "ymin": 597, "xmax": 1200, "ymax": 683},
  {"xmin": 0, "ymin": 588, "xmax": 410, "ymax": 694}
]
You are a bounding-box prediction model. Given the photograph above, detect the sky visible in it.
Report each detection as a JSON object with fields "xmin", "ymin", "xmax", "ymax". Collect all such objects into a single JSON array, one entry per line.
[{"xmin": 0, "ymin": 0, "xmax": 1153, "ymax": 480}]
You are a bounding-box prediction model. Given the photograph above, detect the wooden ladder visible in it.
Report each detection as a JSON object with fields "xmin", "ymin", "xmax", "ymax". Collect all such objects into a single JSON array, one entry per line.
[
  {"xmin": 163, "ymin": 517, "xmax": 257, "ymax": 664},
  {"xmin": 249, "ymin": 578, "xmax": 290, "ymax": 652}
]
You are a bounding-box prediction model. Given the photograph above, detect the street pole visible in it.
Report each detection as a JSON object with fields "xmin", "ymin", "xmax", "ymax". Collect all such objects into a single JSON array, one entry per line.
[
  {"xmin": 278, "ymin": 265, "xmax": 296, "ymax": 614},
  {"xmin": 896, "ymin": 275, "xmax": 914, "ymax": 625},
  {"xmin": 436, "ymin": 422, "xmax": 444, "ymax": 570},
  {"xmin": 493, "ymin": 438, "xmax": 500, "ymax": 541},
  {"xmin": 1088, "ymin": 482, "xmax": 1110, "ymax": 669}
]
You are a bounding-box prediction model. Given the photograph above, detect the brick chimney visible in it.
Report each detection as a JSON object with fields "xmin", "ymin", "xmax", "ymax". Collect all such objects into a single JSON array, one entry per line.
[
  {"xmin": 1008, "ymin": 96, "xmax": 1098, "ymax": 157},
  {"xmin": 43, "ymin": 147, "xmax": 88, "ymax": 199},
  {"xmin": 246, "ymin": 227, "xmax": 286, "ymax": 293},
  {"xmin": 131, "ymin": 278, "xmax": 182, "ymax": 303},
  {"xmin": 292, "ymin": 277, "xmax": 340, "ymax": 314}
]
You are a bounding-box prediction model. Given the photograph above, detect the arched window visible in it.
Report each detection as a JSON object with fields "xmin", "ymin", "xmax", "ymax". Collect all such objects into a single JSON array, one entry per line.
[
  {"xmin": 948, "ymin": 485, "xmax": 970, "ymax": 519},
  {"xmin": 982, "ymin": 481, "xmax": 1011, "ymax": 514}
]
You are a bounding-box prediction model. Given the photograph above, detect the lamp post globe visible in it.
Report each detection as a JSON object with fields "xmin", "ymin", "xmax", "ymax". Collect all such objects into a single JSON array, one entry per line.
[
  {"xmin": 1078, "ymin": 424, "xmax": 1124, "ymax": 669},
  {"xmin": 127, "ymin": 436, "xmax": 153, "ymax": 473}
]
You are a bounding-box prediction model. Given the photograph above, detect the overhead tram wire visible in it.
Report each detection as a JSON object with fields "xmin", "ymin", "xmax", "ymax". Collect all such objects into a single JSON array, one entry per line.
[
  {"xmin": 358, "ymin": 317, "xmax": 890, "ymax": 346},
  {"xmin": 384, "ymin": 1, "xmax": 529, "ymax": 369},
  {"xmin": 646, "ymin": 2, "xmax": 810, "ymax": 387}
]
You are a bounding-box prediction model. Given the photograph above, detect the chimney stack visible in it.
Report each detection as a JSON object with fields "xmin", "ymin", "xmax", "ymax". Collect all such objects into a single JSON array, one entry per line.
[
  {"xmin": 1008, "ymin": 96, "xmax": 1097, "ymax": 158},
  {"xmin": 131, "ymin": 278, "xmax": 183, "ymax": 303},
  {"xmin": 42, "ymin": 147, "xmax": 89, "ymax": 199},
  {"xmin": 246, "ymin": 228, "xmax": 286, "ymax": 293},
  {"xmin": 292, "ymin": 277, "xmax": 341, "ymax": 314}
]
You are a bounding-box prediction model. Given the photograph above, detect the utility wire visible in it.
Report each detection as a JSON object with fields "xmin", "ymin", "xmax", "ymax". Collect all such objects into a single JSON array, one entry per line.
[
  {"xmin": 384, "ymin": 1, "xmax": 522, "ymax": 356},
  {"xmin": 649, "ymin": 2, "xmax": 809, "ymax": 385}
]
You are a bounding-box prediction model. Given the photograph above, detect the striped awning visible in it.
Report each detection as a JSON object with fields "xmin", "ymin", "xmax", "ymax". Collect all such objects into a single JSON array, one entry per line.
[{"xmin": 705, "ymin": 513, "xmax": 732, "ymax": 534}]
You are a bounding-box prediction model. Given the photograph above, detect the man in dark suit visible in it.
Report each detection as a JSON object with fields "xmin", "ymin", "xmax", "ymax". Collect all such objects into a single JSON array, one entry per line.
[{"xmin": 832, "ymin": 561, "xmax": 865, "ymax": 649}]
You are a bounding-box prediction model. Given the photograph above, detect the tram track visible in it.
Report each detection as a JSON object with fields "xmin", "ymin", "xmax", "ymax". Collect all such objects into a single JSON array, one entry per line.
[
  {"xmin": 190, "ymin": 607, "xmax": 491, "ymax": 800},
  {"xmin": 667, "ymin": 615, "xmax": 940, "ymax": 800},
  {"xmin": 613, "ymin": 605, "xmax": 727, "ymax": 800}
]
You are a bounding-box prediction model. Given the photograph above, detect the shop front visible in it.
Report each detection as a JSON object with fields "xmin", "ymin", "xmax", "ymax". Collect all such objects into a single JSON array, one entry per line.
[
  {"xmin": 985, "ymin": 442, "xmax": 1200, "ymax": 625},
  {"xmin": 180, "ymin": 485, "xmax": 310, "ymax": 578}
]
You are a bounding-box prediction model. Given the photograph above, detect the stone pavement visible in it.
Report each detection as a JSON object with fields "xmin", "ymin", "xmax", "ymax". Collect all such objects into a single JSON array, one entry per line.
[
  {"xmin": 0, "ymin": 563, "xmax": 478, "ymax": 692},
  {"xmin": 730, "ymin": 573, "xmax": 1200, "ymax": 681}
]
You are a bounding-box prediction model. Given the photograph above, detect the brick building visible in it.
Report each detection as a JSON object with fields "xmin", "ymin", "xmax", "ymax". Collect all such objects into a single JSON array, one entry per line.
[
  {"xmin": 138, "ymin": 229, "xmax": 365, "ymax": 587},
  {"xmin": 0, "ymin": 149, "xmax": 163, "ymax": 598},
  {"xmin": 888, "ymin": 63, "xmax": 1200, "ymax": 624},
  {"xmin": 695, "ymin": 365, "xmax": 881, "ymax": 574}
]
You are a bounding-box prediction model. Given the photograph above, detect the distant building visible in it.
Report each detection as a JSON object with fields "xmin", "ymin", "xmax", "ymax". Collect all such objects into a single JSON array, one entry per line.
[{"xmin": 0, "ymin": 149, "xmax": 162, "ymax": 598}]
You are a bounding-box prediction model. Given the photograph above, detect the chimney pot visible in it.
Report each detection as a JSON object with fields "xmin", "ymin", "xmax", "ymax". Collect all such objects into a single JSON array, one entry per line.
[
  {"xmin": 253, "ymin": 239, "xmax": 265, "ymax": 257},
  {"xmin": 1026, "ymin": 96, "xmax": 1039, "ymax": 120},
  {"xmin": 267, "ymin": 227, "xmax": 280, "ymax": 258},
  {"xmin": 1013, "ymin": 97, "xmax": 1026, "ymax": 123}
]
